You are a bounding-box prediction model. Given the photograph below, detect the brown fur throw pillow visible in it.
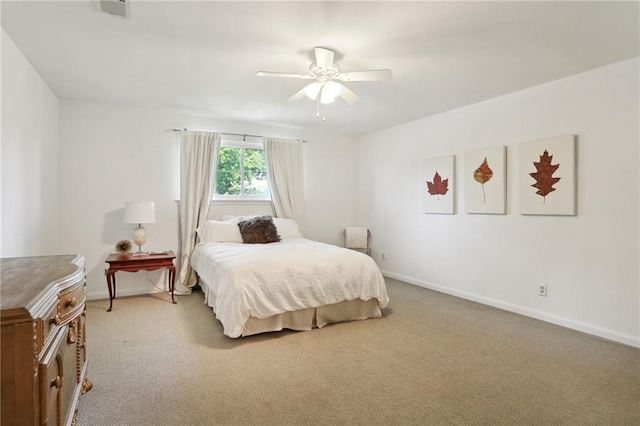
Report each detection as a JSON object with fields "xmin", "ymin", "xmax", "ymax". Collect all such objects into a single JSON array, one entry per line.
[{"xmin": 237, "ymin": 216, "xmax": 281, "ymax": 244}]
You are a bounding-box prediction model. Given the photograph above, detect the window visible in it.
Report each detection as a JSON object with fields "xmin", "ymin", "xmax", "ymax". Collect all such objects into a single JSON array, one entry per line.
[{"xmin": 214, "ymin": 140, "xmax": 270, "ymax": 199}]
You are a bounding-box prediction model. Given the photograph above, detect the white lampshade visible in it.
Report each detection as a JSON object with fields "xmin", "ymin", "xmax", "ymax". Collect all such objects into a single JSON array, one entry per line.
[{"xmin": 124, "ymin": 201, "xmax": 156, "ymax": 224}]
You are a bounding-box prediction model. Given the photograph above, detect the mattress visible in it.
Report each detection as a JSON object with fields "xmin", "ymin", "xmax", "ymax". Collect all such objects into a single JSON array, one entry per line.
[{"xmin": 191, "ymin": 237, "xmax": 389, "ymax": 337}]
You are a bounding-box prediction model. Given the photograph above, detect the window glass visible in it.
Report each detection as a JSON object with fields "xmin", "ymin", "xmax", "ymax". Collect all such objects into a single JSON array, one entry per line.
[
  {"xmin": 243, "ymin": 148, "xmax": 269, "ymax": 196},
  {"xmin": 214, "ymin": 144, "xmax": 270, "ymax": 199}
]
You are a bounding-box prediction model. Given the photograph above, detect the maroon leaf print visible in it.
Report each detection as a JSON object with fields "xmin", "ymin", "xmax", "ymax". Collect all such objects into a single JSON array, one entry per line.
[
  {"xmin": 427, "ymin": 171, "xmax": 449, "ymax": 200},
  {"xmin": 530, "ymin": 150, "xmax": 561, "ymax": 204}
]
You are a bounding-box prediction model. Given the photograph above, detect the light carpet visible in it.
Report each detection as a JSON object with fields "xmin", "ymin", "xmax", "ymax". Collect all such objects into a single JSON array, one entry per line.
[{"xmin": 77, "ymin": 278, "xmax": 639, "ymax": 425}]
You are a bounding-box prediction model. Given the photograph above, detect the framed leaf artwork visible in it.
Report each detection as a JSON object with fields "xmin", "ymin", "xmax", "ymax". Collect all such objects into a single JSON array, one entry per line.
[
  {"xmin": 463, "ymin": 146, "xmax": 506, "ymax": 214},
  {"xmin": 422, "ymin": 155, "xmax": 455, "ymax": 214},
  {"xmin": 518, "ymin": 134, "xmax": 576, "ymax": 215}
]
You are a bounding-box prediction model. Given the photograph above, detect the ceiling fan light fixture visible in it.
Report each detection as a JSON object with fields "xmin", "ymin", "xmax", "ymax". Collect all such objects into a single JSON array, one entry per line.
[
  {"xmin": 257, "ymin": 47, "xmax": 390, "ymax": 116},
  {"xmin": 320, "ymin": 93, "xmax": 336, "ymax": 104},
  {"xmin": 304, "ymin": 82, "xmax": 321, "ymax": 100},
  {"xmin": 323, "ymin": 81, "xmax": 342, "ymax": 98},
  {"xmin": 306, "ymin": 81, "xmax": 342, "ymax": 103}
]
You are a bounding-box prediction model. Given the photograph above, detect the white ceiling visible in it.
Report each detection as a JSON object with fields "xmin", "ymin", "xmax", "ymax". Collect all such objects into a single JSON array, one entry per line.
[{"xmin": 2, "ymin": 1, "xmax": 638, "ymax": 135}]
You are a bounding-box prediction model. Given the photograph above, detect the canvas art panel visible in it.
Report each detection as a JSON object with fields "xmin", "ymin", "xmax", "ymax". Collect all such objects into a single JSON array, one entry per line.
[
  {"xmin": 422, "ymin": 155, "xmax": 455, "ymax": 214},
  {"xmin": 518, "ymin": 134, "xmax": 576, "ymax": 215},
  {"xmin": 463, "ymin": 146, "xmax": 506, "ymax": 214}
]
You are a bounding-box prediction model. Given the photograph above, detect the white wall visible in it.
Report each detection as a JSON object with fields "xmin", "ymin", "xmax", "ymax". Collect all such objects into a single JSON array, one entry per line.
[
  {"xmin": 302, "ymin": 128, "xmax": 360, "ymax": 244},
  {"xmin": 6, "ymin": 24, "xmax": 636, "ymax": 346},
  {"xmin": 1, "ymin": 30, "xmax": 59, "ymax": 257},
  {"xmin": 359, "ymin": 58, "xmax": 640, "ymax": 347},
  {"xmin": 57, "ymin": 101, "xmax": 359, "ymax": 300}
]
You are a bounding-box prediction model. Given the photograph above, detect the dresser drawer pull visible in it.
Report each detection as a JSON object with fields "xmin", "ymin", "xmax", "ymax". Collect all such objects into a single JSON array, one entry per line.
[
  {"xmin": 51, "ymin": 376, "xmax": 62, "ymax": 388},
  {"xmin": 66, "ymin": 297, "xmax": 78, "ymax": 308},
  {"xmin": 67, "ymin": 325, "xmax": 77, "ymax": 344},
  {"xmin": 49, "ymin": 315, "xmax": 61, "ymax": 326}
]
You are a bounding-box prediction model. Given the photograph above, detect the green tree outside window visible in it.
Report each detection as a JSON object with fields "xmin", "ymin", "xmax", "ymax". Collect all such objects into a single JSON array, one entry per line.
[{"xmin": 215, "ymin": 147, "xmax": 269, "ymax": 197}]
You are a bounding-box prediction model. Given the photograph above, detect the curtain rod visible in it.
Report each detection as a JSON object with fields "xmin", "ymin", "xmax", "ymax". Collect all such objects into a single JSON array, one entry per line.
[{"xmin": 165, "ymin": 128, "xmax": 306, "ymax": 143}]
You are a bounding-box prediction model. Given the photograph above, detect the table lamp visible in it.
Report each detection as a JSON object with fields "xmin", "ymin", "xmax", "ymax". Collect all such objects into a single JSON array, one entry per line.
[{"xmin": 124, "ymin": 201, "xmax": 156, "ymax": 255}]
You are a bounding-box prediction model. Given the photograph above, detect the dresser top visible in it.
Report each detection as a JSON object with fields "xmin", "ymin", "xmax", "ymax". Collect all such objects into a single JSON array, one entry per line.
[{"xmin": 1, "ymin": 255, "xmax": 83, "ymax": 312}]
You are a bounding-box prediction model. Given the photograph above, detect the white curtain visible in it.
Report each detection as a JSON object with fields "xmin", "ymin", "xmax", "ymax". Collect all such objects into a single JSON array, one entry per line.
[
  {"xmin": 264, "ymin": 138, "xmax": 304, "ymax": 223},
  {"xmin": 177, "ymin": 131, "xmax": 221, "ymax": 293}
]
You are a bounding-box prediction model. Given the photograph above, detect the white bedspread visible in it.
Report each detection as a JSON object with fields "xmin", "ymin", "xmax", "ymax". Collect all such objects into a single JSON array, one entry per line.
[{"xmin": 191, "ymin": 238, "xmax": 389, "ymax": 338}]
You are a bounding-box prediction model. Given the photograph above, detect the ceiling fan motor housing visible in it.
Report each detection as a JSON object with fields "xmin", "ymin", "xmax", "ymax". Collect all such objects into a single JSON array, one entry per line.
[{"xmin": 309, "ymin": 63, "xmax": 341, "ymax": 80}]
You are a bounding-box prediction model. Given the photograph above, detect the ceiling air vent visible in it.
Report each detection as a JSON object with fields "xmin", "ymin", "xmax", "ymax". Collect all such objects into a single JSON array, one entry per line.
[{"xmin": 97, "ymin": 0, "xmax": 128, "ymax": 19}]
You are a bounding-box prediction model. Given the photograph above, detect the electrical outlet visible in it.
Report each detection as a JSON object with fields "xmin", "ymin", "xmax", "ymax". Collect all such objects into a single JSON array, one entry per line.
[
  {"xmin": 538, "ymin": 284, "xmax": 548, "ymax": 297},
  {"xmin": 381, "ymin": 252, "xmax": 386, "ymax": 261}
]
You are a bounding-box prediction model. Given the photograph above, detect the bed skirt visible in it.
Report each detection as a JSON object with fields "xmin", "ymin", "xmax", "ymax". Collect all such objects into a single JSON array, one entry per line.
[{"xmin": 199, "ymin": 281, "xmax": 382, "ymax": 337}]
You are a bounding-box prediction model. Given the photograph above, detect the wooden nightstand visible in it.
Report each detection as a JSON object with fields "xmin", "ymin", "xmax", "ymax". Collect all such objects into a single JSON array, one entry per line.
[{"xmin": 104, "ymin": 251, "xmax": 177, "ymax": 312}]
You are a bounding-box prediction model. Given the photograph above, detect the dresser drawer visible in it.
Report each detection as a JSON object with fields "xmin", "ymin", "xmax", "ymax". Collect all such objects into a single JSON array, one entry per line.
[
  {"xmin": 37, "ymin": 302, "xmax": 59, "ymax": 353},
  {"xmin": 37, "ymin": 281, "xmax": 84, "ymax": 355},
  {"xmin": 57, "ymin": 281, "xmax": 85, "ymax": 323},
  {"xmin": 39, "ymin": 339, "xmax": 62, "ymax": 426},
  {"xmin": 39, "ymin": 323, "xmax": 80, "ymax": 426}
]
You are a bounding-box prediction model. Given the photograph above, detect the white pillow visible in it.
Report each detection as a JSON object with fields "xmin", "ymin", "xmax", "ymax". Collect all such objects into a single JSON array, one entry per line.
[
  {"xmin": 272, "ymin": 218, "xmax": 302, "ymax": 239},
  {"xmin": 221, "ymin": 214, "xmax": 262, "ymax": 222},
  {"xmin": 196, "ymin": 220, "xmax": 243, "ymax": 243}
]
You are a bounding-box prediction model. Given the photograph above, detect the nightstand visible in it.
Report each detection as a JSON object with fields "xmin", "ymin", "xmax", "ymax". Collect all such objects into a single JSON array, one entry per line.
[{"xmin": 104, "ymin": 251, "xmax": 177, "ymax": 312}]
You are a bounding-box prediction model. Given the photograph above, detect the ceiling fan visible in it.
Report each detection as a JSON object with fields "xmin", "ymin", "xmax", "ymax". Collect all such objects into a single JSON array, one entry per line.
[{"xmin": 257, "ymin": 47, "xmax": 392, "ymax": 120}]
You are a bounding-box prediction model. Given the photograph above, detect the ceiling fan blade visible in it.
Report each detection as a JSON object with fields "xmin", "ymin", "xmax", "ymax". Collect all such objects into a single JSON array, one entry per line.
[
  {"xmin": 314, "ymin": 47, "xmax": 335, "ymax": 71},
  {"xmin": 338, "ymin": 85, "xmax": 361, "ymax": 105},
  {"xmin": 337, "ymin": 69, "xmax": 392, "ymax": 82},
  {"xmin": 257, "ymin": 71, "xmax": 313, "ymax": 79},
  {"xmin": 287, "ymin": 87, "xmax": 308, "ymax": 103}
]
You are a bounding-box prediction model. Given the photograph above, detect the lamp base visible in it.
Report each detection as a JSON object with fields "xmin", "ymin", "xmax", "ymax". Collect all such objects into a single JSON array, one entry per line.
[{"xmin": 132, "ymin": 225, "xmax": 148, "ymax": 255}]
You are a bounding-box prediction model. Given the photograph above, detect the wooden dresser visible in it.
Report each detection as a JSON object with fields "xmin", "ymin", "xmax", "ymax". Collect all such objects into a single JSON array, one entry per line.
[{"xmin": 1, "ymin": 255, "xmax": 92, "ymax": 425}]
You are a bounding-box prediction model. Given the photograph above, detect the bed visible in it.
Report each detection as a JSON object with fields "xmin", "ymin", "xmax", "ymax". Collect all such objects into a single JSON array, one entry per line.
[{"xmin": 190, "ymin": 216, "xmax": 389, "ymax": 338}]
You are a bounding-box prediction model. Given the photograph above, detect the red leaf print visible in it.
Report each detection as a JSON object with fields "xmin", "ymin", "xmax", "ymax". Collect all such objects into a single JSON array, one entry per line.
[
  {"xmin": 426, "ymin": 171, "xmax": 449, "ymax": 200},
  {"xmin": 530, "ymin": 150, "xmax": 561, "ymax": 204}
]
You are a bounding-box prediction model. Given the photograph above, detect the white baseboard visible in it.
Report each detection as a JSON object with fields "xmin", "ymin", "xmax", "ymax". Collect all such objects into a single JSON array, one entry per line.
[{"xmin": 381, "ymin": 269, "xmax": 640, "ymax": 348}]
